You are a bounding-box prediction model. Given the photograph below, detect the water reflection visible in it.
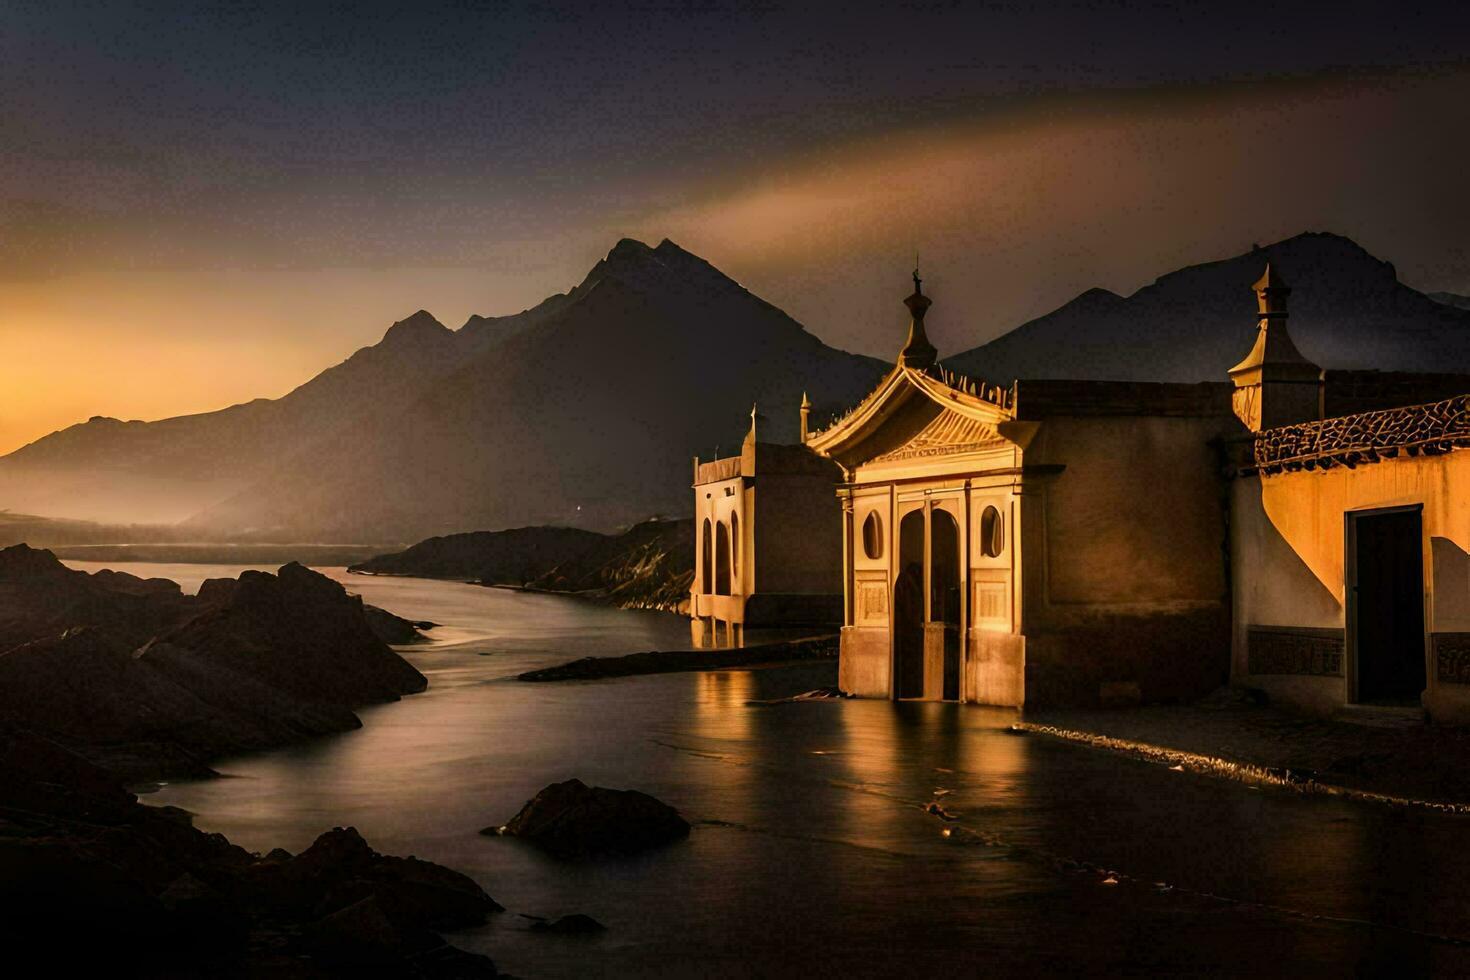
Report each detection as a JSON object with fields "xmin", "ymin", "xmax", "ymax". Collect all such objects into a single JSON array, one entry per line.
[{"xmin": 125, "ymin": 566, "xmax": 1470, "ymax": 977}]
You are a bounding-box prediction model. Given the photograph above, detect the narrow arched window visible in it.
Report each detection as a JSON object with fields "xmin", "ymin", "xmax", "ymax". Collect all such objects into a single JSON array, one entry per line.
[
  {"xmin": 980, "ymin": 505, "xmax": 1005, "ymax": 557},
  {"xmin": 715, "ymin": 522, "xmax": 732, "ymax": 596},
  {"xmin": 862, "ymin": 511, "xmax": 884, "ymax": 559},
  {"xmin": 730, "ymin": 512, "xmax": 741, "ymax": 585},
  {"xmin": 701, "ymin": 519, "xmax": 714, "ymax": 593}
]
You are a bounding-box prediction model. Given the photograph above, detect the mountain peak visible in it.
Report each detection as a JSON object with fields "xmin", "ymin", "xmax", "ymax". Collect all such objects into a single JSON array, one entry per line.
[
  {"xmin": 948, "ymin": 229, "xmax": 1465, "ymax": 384},
  {"xmin": 579, "ymin": 235, "xmax": 749, "ymax": 310},
  {"xmin": 606, "ymin": 238, "xmax": 655, "ymax": 261},
  {"xmin": 379, "ymin": 310, "xmax": 450, "ymax": 347}
]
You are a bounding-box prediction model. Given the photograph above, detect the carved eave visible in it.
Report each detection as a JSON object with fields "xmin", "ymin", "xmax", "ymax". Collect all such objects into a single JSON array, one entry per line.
[{"xmin": 805, "ymin": 365, "xmax": 1022, "ymax": 470}]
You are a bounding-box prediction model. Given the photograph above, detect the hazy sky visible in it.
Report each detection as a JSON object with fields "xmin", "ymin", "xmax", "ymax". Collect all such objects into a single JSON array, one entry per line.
[{"xmin": 3, "ymin": 1, "xmax": 1469, "ymax": 453}]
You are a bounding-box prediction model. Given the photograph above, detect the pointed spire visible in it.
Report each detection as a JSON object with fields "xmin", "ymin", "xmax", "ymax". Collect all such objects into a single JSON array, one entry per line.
[
  {"xmin": 1231, "ymin": 261, "xmax": 1312, "ymax": 375},
  {"xmin": 799, "ymin": 391, "xmax": 811, "ymax": 443},
  {"xmin": 1228, "ymin": 261, "xmax": 1321, "ymax": 431},
  {"xmin": 1252, "ymin": 261, "xmax": 1291, "ymax": 315},
  {"xmin": 745, "ymin": 402, "xmax": 758, "ymax": 447},
  {"xmin": 899, "ymin": 260, "xmax": 937, "ymax": 369}
]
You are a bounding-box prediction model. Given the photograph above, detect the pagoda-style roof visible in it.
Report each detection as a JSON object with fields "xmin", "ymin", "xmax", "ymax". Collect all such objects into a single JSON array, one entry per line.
[{"xmin": 804, "ymin": 363, "xmax": 1022, "ymax": 470}]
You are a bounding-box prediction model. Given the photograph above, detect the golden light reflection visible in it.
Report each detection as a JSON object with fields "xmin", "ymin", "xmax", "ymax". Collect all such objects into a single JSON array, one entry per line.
[{"xmin": 694, "ymin": 669, "xmax": 758, "ymax": 741}]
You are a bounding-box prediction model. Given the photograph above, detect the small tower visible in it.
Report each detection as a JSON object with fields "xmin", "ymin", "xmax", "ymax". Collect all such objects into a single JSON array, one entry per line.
[
  {"xmin": 899, "ymin": 266, "xmax": 937, "ymax": 369},
  {"xmin": 799, "ymin": 391, "xmax": 811, "ymax": 443},
  {"xmin": 1228, "ymin": 262, "xmax": 1321, "ymax": 431}
]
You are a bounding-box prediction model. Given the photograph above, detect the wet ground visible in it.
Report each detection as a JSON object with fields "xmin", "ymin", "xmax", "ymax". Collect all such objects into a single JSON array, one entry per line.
[{"xmin": 94, "ymin": 563, "xmax": 1470, "ymax": 977}]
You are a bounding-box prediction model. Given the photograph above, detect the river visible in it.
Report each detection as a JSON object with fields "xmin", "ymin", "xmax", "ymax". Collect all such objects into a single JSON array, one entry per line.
[{"xmin": 65, "ymin": 561, "xmax": 1470, "ymax": 976}]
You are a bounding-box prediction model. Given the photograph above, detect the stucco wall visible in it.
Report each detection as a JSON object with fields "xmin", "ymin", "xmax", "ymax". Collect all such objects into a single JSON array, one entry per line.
[
  {"xmin": 966, "ymin": 629, "xmax": 1025, "ymax": 706},
  {"xmin": 1024, "ymin": 415, "xmax": 1232, "ymax": 620},
  {"xmin": 692, "ymin": 472, "xmax": 744, "ymax": 599},
  {"xmin": 839, "ymin": 626, "xmax": 891, "ymax": 698},
  {"xmin": 1231, "ymin": 451, "xmax": 1470, "ymax": 721},
  {"xmin": 1003, "ymin": 415, "xmax": 1235, "ymax": 705},
  {"xmin": 753, "ymin": 471, "xmax": 842, "ymax": 595}
]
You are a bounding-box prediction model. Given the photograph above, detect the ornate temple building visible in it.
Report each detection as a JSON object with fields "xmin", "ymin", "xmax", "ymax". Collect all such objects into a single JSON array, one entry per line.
[
  {"xmin": 1226, "ymin": 269, "xmax": 1470, "ymax": 722},
  {"xmin": 802, "ymin": 273, "xmax": 1240, "ymax": 706},
  {"xmin": 689, "ymin": 409, "xmax": 843, "ymax": 645},
  {"xmin": 688, "ymin": 264, "xmax": 1470, "ymax": 719}
]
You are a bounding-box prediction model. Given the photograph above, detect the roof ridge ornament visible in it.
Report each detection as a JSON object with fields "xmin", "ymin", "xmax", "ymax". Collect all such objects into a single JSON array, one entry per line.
[{"xmin": 899, "ymin": 258, "xmax": 937, "ymax": 369}]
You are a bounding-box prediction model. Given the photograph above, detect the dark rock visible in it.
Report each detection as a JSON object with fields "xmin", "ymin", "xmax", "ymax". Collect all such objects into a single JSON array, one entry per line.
[
  {"xmin": 252, "ymin": 827, "xmax": 501, "ymax": 929},
  {"xmin": 304, "ymin": 893, "xmax": 440, "ymax": 964},
  {"xmin": 411, "ymin": 944, "xmax": 501, "ymax": 978},
  {"xmin": 531, "ymin": 913, "xmax": 606, "ymax": 934},
  {"xmin": 89, "ymin": 568, "xmax": 183, "ymax": 598},
  {"xmin": 196, "ymin": 576, "xmax": 239, "ymax": 605},
  {"xmin": 0, "ymin": 737, "xmax": 496, "ymax": 976},
  {"xmin": 364, "ymin": 602, "xmax": 434, "ymax": 644},
  {"xmin": 492, "ymin": 778, "xmax": 690, "ymax": 856},
  {"xmin": 0, "ymin": 836, "xmax": 178, "ymax": 965},
  {"xmin": 0, "ymin": 548, "xmax": 430, "ymax": 782},
  {"xmin": 163, "ymin": 562, "xmax": 428, "ymax": 707},
  {"xmin": 0, "ymin": 543, "xmax": 193, "ymax": 648},
  {"xmin": 159, "ymin": 872, "xmax": 248, "ymax": 948}
]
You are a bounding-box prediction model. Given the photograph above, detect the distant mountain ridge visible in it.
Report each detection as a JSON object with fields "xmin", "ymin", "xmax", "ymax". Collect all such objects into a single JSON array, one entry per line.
[
  {"xmin": 4, "ymin": 232, "xmax": 1468, "ymax": 541},
  {"xmin": 945, "ymin": 232, "xmax": 1470, "ymax": 384},
  {"xmin": 1430, "ymin": 290, "xmax": 1470, "ymax": 312},
  {"xmin": 0, "ymin": 238, "xmax": 886, "ymax": 539}
]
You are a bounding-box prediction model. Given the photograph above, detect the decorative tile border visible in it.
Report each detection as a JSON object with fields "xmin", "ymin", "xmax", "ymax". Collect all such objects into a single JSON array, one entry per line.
[
  {"xmin": 1434, "ymin": 633, "xmax": 1470, "ymax": 684},
  {"xmin": 1247, "ymin": 626, "xmax": 1344, "ymax": 677}
]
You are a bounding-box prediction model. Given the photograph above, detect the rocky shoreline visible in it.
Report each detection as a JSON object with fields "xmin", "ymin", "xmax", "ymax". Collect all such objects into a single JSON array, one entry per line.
[
  {"xmin": 0, "ymin": 544, "xmax": 432, "ymax": 783},
  {"xmin": 351, "ymin": 518, "xmax": 695, "ymax": 614},
  {"xmin": 0, "ymin": 727, "xmax": 502, "ymax": 977},
  {"xmin": 517, "ymin": 634, "xmax": 838, "ymax": 682},
  {"xmin": 0, "ymin": 546, "xmax": 519, "ymax": 974}
]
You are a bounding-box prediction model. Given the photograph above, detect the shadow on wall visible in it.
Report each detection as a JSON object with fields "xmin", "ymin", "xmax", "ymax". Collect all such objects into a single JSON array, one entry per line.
[
  {"xmin": 1240, "ymin": 476, "xmax": 1344, "ymax": 630},
  {"xmin": 1433, "ymin": 536, "xmax": 1470, "ymax": 633}
]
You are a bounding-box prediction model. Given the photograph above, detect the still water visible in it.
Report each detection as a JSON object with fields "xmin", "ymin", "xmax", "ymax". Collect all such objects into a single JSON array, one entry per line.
[{"xmin": 70, "ymin": 562, "xmax": 1470, "ymax": 976}]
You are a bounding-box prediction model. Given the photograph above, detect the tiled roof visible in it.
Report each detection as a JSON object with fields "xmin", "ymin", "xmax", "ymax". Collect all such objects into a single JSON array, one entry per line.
[{"xmin": 1252, "ymin": 394, "xmax": 1470, "ymax": 474}]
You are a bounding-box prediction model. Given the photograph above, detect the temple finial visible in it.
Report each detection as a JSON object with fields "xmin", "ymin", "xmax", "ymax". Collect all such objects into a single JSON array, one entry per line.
[
  {"xmin": 1229, "ymin": 260, "xmax": 1319, "ymax": 431},
  {"xmin": 899, "ymin": 261, "xmax": 936, "ymax": 369}
]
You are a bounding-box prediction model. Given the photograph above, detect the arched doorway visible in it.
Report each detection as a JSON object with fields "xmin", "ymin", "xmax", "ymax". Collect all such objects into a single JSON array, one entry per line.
[
  {"xmin": 894, "ymin": 510, "xmax": 926, "ymax": 698},
  {"xmin": 931, "ymin": 510, "xmax": 962, "ymax": 701},
  {"xmin": 701, "ymin": 519, "xmax": 713, "ymax": 594},
  {"xmin": 715, "ymin": 522, "xmax": 732, "ymax": 596}
]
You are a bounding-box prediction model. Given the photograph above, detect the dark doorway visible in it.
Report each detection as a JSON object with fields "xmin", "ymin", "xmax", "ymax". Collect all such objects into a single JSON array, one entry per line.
[
  {"xmin": 1351, "ymin": 508, "xmax": 1426, "ymax": 705},
  {"xmin": 894, "ymin": 511, "xmax": 926, "ymax": 699},
  {"xmin": 931, "ymin": 510, "xmax": 962, "ymax": 701}
]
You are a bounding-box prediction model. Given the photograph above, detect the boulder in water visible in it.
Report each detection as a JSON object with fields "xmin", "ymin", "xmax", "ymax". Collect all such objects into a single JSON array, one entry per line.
[
  {"xmin": 530, "ymin": 912, "xmax": 606, "ymax": 934},
  {"xmin": 488, "ymin": 778, "xmax": 690, "ymax": 857}
]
